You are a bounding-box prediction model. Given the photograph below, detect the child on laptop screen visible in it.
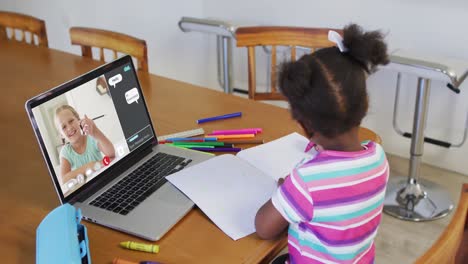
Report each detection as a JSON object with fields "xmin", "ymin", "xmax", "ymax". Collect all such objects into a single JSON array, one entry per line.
[
  {"xmin": 255, "ymin": 24, "xmax": 390, "ymax": 264},
  {"xmin": 55, "ymin": 105, "xmax": 115, "ymax": 185}
]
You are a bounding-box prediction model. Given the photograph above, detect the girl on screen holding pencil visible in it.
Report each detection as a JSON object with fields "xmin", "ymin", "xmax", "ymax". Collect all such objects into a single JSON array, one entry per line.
[
  {"xmin": 54, "ymin": 105, "xmax": 115, "ymax": 185},
  {"xmin": 255, "ymin": 24, "xmax": 390, "ymax": 264}
]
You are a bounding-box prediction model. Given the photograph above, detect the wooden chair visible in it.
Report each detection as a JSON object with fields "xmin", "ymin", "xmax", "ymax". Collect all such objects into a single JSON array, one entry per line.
[
  {"xmin": 69, "ymin": 27, "xmax": 148, "ymax": 72},
  {"xmin": 236, "ymin": 26, "xmax": 382, "ymax": 144},
  {"xmin": 0, "ymin": 11, "xmax": 48, "ymax": 47},
  {"xmin": 236, "ymin": 26, "xmax": 339, "ymax": 101},
  {"xmin": 416, "ymin": 183, "xmax": 468, "ymax": 264}
]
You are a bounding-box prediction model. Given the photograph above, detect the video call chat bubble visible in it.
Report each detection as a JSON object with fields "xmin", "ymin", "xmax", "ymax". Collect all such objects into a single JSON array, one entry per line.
[
  {"xmin": 125, "ymin": 88, "xmax": 140, "ymax": 104},
  {"xmin": 109, "ymin": 74, "xmax": 122, "ymax": 88}
]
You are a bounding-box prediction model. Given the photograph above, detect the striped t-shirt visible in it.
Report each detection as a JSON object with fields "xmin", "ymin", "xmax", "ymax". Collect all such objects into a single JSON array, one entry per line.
[{"xmin": 271, "ymin": 141, "xmax": 389, "ymax": 264}]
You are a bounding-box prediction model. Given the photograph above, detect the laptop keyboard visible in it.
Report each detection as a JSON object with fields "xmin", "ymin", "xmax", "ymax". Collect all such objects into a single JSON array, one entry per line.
[{"xmin": 89, "ymin": 152, "xmax": 192, "ymax": 215}]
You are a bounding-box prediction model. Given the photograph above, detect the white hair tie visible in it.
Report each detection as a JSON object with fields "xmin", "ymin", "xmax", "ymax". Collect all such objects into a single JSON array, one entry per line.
[{"xmin": 328, "ymin": 30, "xmax": 348, "ymax": 53}]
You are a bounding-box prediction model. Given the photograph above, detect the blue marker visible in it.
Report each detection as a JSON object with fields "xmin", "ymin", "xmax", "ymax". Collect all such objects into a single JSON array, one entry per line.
[{"xmin": 196, "ymin": 112, "xmax": 242, "ymax": 124}]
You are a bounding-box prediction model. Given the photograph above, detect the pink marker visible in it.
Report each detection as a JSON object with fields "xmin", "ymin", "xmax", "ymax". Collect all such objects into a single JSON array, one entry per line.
[{"xmin": 210, "ymin": 128, "xmax": 262, "ymax": 135}]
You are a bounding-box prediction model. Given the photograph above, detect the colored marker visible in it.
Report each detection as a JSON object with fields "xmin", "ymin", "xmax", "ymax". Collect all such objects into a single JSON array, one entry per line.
[
  {"xmin": 190, "ymin": 147, "xmax": 241, "ymax": 152},
  {"xmin": 120, "ymin": 241, "xmax": 159, "ymax": 254},
  {"xmin": 209, "ymin": 134, "xmax": 255, "ymax": 139},
  {"xmin": 166, "ymin": 137, "xmax": 217, "ymax": 142},
  {"xmin": 197, "ymin": 112, "xmax": 242, "ymax": 124},
  {"xmin": 209, "ymin": 128, "xmax": 262, "ymax": 135},
  {"xmin": 113, "ymin": 258, "xmax": 162, "ymax": 264},
  {"xmin": 208, "ymin": 131, "xmax": 257, "ymax": 136},
  {"xmin": 221, "ymin": 139, "xmax": 265, "ymax": 144},
  {"xmin": 178, "ymin": 146, "xmax": 216, "ymax": 156},
  {"xmin": 215, "ymin": 144, "xmax": 233, "ymax": 148},
  {"xmin": 170, "ymin": 144, "xmax": 215, "ymax": 149},
  {"xmin": 173, "ymin": 141, "xmax": 225, "ymax": 146}
]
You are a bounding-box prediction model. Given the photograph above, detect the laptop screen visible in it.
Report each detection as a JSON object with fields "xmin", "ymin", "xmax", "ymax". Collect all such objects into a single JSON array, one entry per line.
[{"xmin": 27, "ymin": 56, "xmax": 155, "ymax": 199}]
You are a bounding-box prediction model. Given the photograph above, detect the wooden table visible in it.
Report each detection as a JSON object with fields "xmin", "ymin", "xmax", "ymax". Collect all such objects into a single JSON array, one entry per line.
[{"xmin": 0, "ymin": 42, "xmax": 377, "ymax": 263}]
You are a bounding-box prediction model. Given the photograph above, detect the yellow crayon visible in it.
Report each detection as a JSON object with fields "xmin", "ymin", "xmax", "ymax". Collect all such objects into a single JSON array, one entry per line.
[{"xmin": 120, "ymin": 241, "xmax": 159, "ymax": 254}]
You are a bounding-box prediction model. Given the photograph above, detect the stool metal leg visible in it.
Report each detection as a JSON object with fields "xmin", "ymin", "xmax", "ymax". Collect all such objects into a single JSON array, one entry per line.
[{"xmin": 384, "ymin": 78, "xmax": 454, "ymax": 221}]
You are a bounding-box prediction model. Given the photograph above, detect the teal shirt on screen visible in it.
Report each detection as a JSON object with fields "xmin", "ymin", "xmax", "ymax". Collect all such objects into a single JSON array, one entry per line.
[{"xmin": 60, "ymin": 136, "xmax": 102, "ymax": 170}]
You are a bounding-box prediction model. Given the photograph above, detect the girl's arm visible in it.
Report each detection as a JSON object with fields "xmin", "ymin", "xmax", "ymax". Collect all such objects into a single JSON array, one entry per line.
[
  {"xmin": 80, "ymin": 115, "xmax": 115, "ymax": 159},
  {"xmin": 93, "ymin": 128, "xmax": 115, "ymax": 159},
  {"xmin": 255, "ymin": 198, "xmax": 289, "ymax": 239}
]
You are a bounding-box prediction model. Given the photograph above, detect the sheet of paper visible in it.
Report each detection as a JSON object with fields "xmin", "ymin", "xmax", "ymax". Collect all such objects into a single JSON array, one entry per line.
[
  {"xmin": 167, "ymin": 154, "xmax": 276, "ymax": 240},
  {"xmin": 236, "ymin": 132, "xmax": 311, "ymax": 180}
]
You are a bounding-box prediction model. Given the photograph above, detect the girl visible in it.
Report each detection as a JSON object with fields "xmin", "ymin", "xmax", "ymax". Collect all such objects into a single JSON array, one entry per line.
[
  {"xmin": 55, "ymin": 105, "xmax": 115, "ymax": 185},
  {"xmin": 255, "ymin": 24, "xmax": 390, "ymax": 264}
]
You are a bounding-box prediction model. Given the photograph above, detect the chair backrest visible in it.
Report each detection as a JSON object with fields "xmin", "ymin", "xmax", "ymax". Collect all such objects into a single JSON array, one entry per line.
[
  {"xmin": 69, "ymin": 27, "xmax": 148, "ymax": 72},
  {"xmin": 0, "ymin": 11, "xmax": 48, "ymax": 47},
  {"xmin": 236, "ymin": 26, "xmax": 339, "ymax": 101},
  {"xmin": 416, "ymin": 183, "xmax": 468, "ymax": 264}
]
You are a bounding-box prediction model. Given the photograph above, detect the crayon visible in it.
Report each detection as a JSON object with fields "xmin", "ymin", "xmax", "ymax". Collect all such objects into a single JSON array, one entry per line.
[{"xmin": 120, "ymin": 241, "xmax": 159, "ymax": 254}]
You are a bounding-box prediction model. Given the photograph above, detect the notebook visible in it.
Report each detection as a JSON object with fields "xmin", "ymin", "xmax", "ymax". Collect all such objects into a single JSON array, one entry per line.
[
  {"xmin": 25, "ymin": 55, "xmax": 212, "ymax": 241},
  {"xmin": 167, "ymin": 132, "xmax": 313, "ymax": 240}
]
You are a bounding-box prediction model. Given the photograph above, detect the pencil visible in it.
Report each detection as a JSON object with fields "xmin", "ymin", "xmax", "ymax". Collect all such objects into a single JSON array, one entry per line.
[{"xmin": 92, "ymin": 114, "xmax": 105, "ymax": 120}]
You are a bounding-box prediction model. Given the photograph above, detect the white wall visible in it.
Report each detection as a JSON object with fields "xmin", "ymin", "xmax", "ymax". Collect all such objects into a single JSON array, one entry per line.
[
  {"xmin": 203, "ymin": 0, "xmax": 468, "ymax": 177},
  {"xmin": 3, "ymin": 0, "xmax": 468, "ymax": 176},
  {"xmin": 0, "ymin": 0, "xmax": 209, "ymax": 87}
]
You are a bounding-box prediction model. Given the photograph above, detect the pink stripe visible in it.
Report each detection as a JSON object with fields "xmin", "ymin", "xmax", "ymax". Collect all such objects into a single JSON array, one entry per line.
[
  {"xmin": 303, "ymin": 160, "xmax": 387, "ymax": 188},
  {"xmin": 321, "ymin": 141, "xmax": 376, "ymax": 158},
  {"xmin": 287, "ymin": 243, "xmax": 325, "ymax": 264},
  {"xmin": 306, "ymin": 214, "xmax": 382, "ymax": 245},
  {"xmin": 318, "ymin": 205, "xmax": 384, "ymax": 227},
  {"xmin": 310, "ymin": 172, "xmax": 388, "ymax": 203},
  {"xmin": 281, "ymin": 170, "xmax": 314, "ymax": 220},
  {"xmin": 301, "ymin": 145, "xmax": 377, "ymax": 169},
  {"xmin": 314, "ymin": 185, "xmax": 386, "ymax": 209},
  {"xmin": 296, "ymin": 240, "xmax": 374, "ymax": 264},
  {"xmin": 288, "ymin": 236, "xmax": 342, "ymax": 263}
]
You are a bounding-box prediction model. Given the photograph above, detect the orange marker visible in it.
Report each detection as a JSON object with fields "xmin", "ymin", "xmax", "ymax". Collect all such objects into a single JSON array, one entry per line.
[{"xmin": 208, "ymin": 134, "xmax": 255, "ymax": 139}]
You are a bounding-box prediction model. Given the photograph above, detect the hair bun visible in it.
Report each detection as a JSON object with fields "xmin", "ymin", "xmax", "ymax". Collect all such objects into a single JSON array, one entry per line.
[
  {"xmin": 279, "ymin": 59, "xmax": 310, "ymax": 99},
  {"xmin": 343, "ymin": 24, "xmax": 389, "ymax": 72}
]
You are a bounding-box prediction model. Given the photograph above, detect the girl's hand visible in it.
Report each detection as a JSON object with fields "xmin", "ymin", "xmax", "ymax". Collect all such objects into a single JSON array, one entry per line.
[{"xmin": 80, "ymin": 115, "xmax": 97, "ymax": 137}]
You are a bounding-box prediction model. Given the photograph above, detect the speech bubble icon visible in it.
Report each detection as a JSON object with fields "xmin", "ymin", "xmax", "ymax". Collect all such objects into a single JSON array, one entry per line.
[
  {"xmin": 108, "ymin": 74, "xmax": 122, "ymax": 88},
  {"xmin": 125, "ymin": 88, "xmax": 140, "ymax": 104}
]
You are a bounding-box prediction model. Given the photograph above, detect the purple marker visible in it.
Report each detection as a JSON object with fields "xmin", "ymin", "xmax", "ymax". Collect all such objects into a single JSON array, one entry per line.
[
  {"xmin": 196, "ymin": 112, "xmax": 242, "ymax": 124},
  {"xmin": 190, "ymin": 147, "xmax": 241, "ymax": 152}
]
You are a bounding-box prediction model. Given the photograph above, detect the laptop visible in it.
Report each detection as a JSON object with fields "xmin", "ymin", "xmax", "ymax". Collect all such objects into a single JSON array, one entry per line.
[{"xmin": 25, "ymin": 55, "xmax": 211, "ymax": 241}]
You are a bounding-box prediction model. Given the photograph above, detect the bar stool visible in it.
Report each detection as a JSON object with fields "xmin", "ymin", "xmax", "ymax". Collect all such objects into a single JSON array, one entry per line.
[{"xmin": 383, "ymin": 51, "xmax": 468, "ymax": 221}]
